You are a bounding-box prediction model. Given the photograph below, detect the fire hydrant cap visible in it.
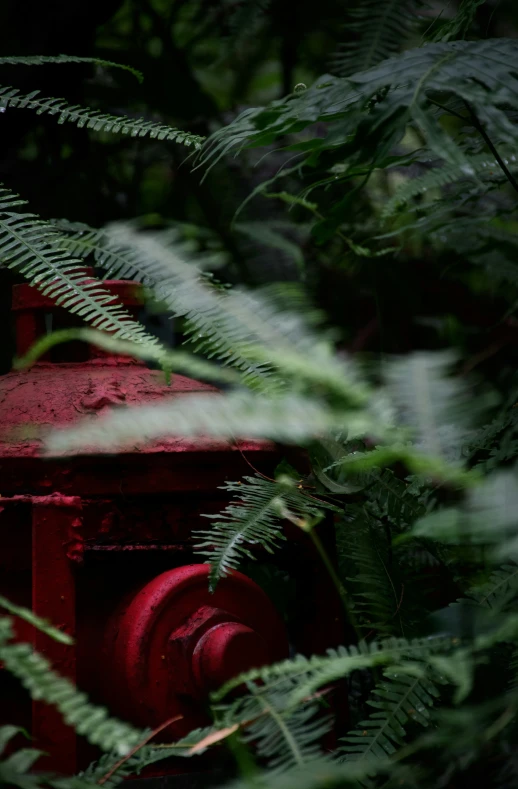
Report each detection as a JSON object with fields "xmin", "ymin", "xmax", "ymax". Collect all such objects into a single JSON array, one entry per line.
[{"xmin": 192, "ymin": 621, "xmax": 270, "ymax": 693}]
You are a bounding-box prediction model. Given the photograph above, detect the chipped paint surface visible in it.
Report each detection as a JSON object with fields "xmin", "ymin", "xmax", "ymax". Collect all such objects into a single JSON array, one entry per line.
[{"xmin": 0, "ymin": 361, "xmax": 274, "ymax": 457}]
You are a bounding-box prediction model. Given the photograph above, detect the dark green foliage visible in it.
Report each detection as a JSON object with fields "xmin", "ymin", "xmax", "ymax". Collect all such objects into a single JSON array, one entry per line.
[
  {"xmin": 0, "ymin": 55, "xmax": 144, "ymax": 82},
  {"xmin": 339, "ymin": 670, "xmax": 440, "ymax": 762},
  {"xmin": 428, "ymin": 0, "xmax": 487, "ymax": 43},
  {"xmin": 0, "ymin": 726, "xmax": 45, "ymax": 789},
  {"xmin": 3, "ymin": 4, "xmax": 518, "ymax": 789},
  {"xmin": 0, "ymin": 189, "xmax": 159, "ymax": 348},
  {"xmin": 0, "ymin": 86, "xmax": 203, "ymax": 146},
  {"xmin": 0, "ymin": 640, "xmax": 143, "ymax": 755},
  {"xmin": 333, "ymin": 1, "xmax": 422, "ymax": 77},
  {"xmin": 195, "ymin": 474, "xmax": 337, "ymax": 589}
]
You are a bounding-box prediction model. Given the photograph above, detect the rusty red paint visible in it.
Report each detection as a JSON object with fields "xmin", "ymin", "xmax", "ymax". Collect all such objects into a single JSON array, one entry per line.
[
  {"xmin": 192, "ymin": 621, "xmax": 270, "ymax": 695},
  {"xmin": 0, "ymin": 494, "xmax": 81, "ymax": 506},
  {"xmin": 31, "ymin": 501, "xmax": 78, "ymax": 774},
  {"xmin": 85, "ymin": 543, "xmax": 190, "ymax": 552}
]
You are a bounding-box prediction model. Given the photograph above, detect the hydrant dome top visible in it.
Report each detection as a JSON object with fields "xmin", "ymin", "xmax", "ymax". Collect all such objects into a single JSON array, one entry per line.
[
  {"xmin": 0, "ymin": 359, "xmax": 233, "ymax": 457},
  {"xmin": 0, "ymin": 278, "xmax": 274, "ymax": 458}
]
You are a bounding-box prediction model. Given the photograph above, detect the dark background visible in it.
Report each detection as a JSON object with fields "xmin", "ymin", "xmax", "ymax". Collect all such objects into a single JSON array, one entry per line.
[{"xmin": 1, "ymin": 0, "xmax": 518, "ymax": 374}]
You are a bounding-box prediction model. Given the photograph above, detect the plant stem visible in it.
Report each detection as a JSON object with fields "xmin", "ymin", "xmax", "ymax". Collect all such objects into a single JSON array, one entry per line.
[
  {"xmin": 97, "ymin": 715, "xmax": 183, "ymax": 785},
  {"xmin": 308, "ymin": 527, "xmax": 361, "ymax": 641},
  {"xmin": 463, "ymin": 100, "xmax": 518, "ymax": 195}
]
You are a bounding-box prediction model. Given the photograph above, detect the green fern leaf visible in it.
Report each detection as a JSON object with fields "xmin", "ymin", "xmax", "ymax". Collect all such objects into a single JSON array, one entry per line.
[
  {"xmin": 367, "ymin": 468, "xmax": 426, "ymax": 526},
  {"xmin": 468, "ymin": 564, "xmax": 518, "ymax": 610},
  {"xmin": 0, "ymin": 87, "xmax": 203, "ymax": 147},
  {"xmin": 413, "ymin": 468, "xmax": 518, "ymax": 550},
  {"xmin": 89, "ymin": 223, "xmax": 275, "ymax": 390},
  {"xmin": 82, "ymin": 725, "xmax": 218, "ymax": 787},
  {"xmin": 0, "ymin": 188, "xmax": 160, "ymax": 350},
  {"xmin": 0, "ymin": 55, "xmax": 143, "ymax": 83},
  {"xmin": 340, "ymin": 670, "xmax": 439, "ymax": 762},
  {"xmin": 16, "ymin": 327, "xmax": 239, "ymax": 388},
  {"xmin": 215, "ymin": 676, "xmax": 330, "ymax": 772},
  {"xmin": 0, "ymin": 596, "xmax": 73, "ymax": 645},
  {"xmin": 0, "ymin": 641, "xmax": 143, "ymax": 755},
  {"xmin": 199, "ymin": 38, "xmax": 518, "ymax": 172},
  {"xmin": 196, "ymin": 474, "xmax": 337, "ymax": 590},
  {"xmin": 51, "ymin": 218, "xmax": 225, "ymax": 273},
  {"xmin": 85, "ymin": 223, "xmax": 361, "ymax": 399},
  {"xmin": 238, "ymin": 690, "xmax": 330, "ymax": 772},
  {"xmin": 44, "ymin": 391, "xmax": 347, "ymax": 455},
  {"xmin": 213, "ymin": 636, "xmax": 453, "ymax": 702},
  {"xmin": 0, "ymin": 726, "xmax": 45, "ymax": 789},
  {"xmin": 384, "ymin": 351, "xmax": 473, "ymax": 463},
  {"xmin": 382, "ymin": 153, "xmax": 518, "ymax": 219},
  {"xmin": 333, "ymin": 0, "xmax": 422, "ymax": 77},
  {"xmin": 81, "ymin": 747, "xmax": 151, "ymax": 788},
  {"xmin": 428, "ymin": 0, "xmax": 486, "ymax": 43},
  {"xmin": 337, "ymin": 511, "xmax": 405, "ymax": 638}
]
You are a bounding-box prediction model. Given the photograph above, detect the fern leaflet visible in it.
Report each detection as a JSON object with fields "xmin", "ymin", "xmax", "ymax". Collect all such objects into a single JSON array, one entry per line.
[
  {"xmin": 196, "ymin": 474, "xmax": 337, "ymax": 590},
  {"xmin": 333, "ymin": 0, "xmax": 422, "ymax": 77},
  {"xmin": 381, "ymin": 153, "xmax": 518, "ymax": 219},
  {"xmin": 0, "ymin": 639, "xmax": 144, "ymax": 755},
  {"xmin": 0, "ymin": 87, "xmax": 203, "ymax": 147},
  {"xmin": 428, "ymin": 0, "xmax": 486, "ymax": 43},
  {"xmin": 0, "ymin": 55, "xmax": 143, "ymax": 82},
  {"xmin": 339, "ymin": 670, "xmax": 439, "ymax": 762},
  {"xmin": 0, "ymin": 188, "xmax": 160, "ymax": 350}
]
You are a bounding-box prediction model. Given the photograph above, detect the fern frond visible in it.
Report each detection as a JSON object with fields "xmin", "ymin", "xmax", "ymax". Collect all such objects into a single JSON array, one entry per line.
[
  {"xmin": 216, "ymin": 676, "xmax": 330, "ymax": 773},
  {"xmin": 413, "ymin": 468, "xmax": 518, "ymax": 549},
  {"xmin": 199, "ymin": 38, "xmax": 518, "ymax": 171},
  {"xmin": 16, "ymin": 327, "xmax": 239, "ymax": 387},
  {"xmin": 436, "ymin": 565, "xmax": 518, "ymax": 643},
  {"xmin": 51, "ymin": 218, "xmax": 225, "ymax": 274},
  {"xmin": 0, "ymin": 641, "xmax": 143, "ymax": 755},
  {"xmin": 468, "ymin": 564, "xmax": 518, "ymax": 611},
  {"xmin": 382, "ymin": 153, "xmax": 518, "ymax": 220},
  {"xmin": 0, "ymin": 727, "xmax": 44, "ymax": 789},
  {"xmin": 196, "ymin": 474, "xmax": 337, "ymax": 590},
  {"xmin": 0, "ymin": 595, "xmax": 73, "ymax": 645},
  {"xmin": 384, "ymin": 351, "xmax": 473, "ymax": 463},
  {"xmin": 83, "ymin": 725, "xmax": 218, "ymax": 787},
  {"xmin": 44, "ymin": 391, "xmax": 349, "ymax": 455},
  {"xmin": 0, "ymin": 55, "xmax": 143, "ymax": 83},
  {"xmin": 333, "ymin": 0, "xmax": 422, "ymax": 77},
  {"xmin": 81, "ymin": 747, "xmax": 150, "ymax": 788},
  {"xmin": 339, "ymin": 669, "xmax": 439, "ymax": 763},
  {"xmin": 94, "ymin": 224, "xmax": 366, "ymax": 400},
  {"xmin": 0, "ymin": 87, "xmax": 203, "ymax": 147},
  {"xmin": 311, "ymin": 436, "xmax": 372, "ymax": 494},
  {"xmin": 96, "ymin": 223, "xmax": 276, "ymax": 390},
  {"xmin": 428, "ymin": 0, "xmax": 486, "ymax": 43},
  {"xmin": 366, "ymin": 468, "xmax": 426, "ymax": 527},
  {"xmin": 337, "ymin": 511, "xmax": 404, "ymax": 637},
  {"xmin": 213, "ymin": 636, "xmax": 454, "ymax": 702},
  {"xmin": 0, "ymin": 187, "xmax": 160, "ymax": 349}
]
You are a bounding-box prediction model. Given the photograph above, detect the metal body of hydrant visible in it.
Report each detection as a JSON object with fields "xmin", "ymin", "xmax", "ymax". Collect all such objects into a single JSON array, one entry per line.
[{"xmin": 0, "ymin": 277, "xmax": 345, "ymax": 777}]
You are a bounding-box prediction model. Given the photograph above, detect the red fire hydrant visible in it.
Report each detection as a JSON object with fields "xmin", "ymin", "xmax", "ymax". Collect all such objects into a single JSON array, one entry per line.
[{"xmin": 0, "ymin": 277, "xmax": 344, "ymax": 776}]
